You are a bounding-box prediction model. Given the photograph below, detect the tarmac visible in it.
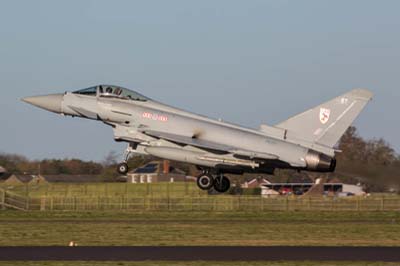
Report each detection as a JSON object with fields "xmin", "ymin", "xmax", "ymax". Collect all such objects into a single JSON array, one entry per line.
[{"xmin": 0, "ymin": 246, "xmax": 399, "ymax": 261}]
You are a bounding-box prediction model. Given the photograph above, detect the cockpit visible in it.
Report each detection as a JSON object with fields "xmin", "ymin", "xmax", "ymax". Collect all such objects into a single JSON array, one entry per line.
[{"xmin": 73, "ymin": 85, "xmax": 150, "ymax": 102}]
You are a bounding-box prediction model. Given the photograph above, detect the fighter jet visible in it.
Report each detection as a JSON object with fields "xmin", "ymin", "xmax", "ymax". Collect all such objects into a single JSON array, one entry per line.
[{"xmin": 22, "ymin": 86, "xmax": 373, "ymax": 193}]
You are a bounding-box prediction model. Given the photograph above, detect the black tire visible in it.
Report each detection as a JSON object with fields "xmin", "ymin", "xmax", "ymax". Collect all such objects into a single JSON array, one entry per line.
[
  {"xmin": 197, "ymin": 174, "xmax": 214, "ymax": 190},
  {"xmin": 117, "ymin": 162, "xmax": 129, "ymax": 175},
  {"xmin": 213, "ymin": 176, "xmax": 231, "ymax": 193}
]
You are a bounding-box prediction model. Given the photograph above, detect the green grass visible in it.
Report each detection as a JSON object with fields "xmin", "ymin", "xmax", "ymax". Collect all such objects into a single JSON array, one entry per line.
[
  {"xmin": 3, "ymin": 183, "xmax": 400, "ymax": 212},
  {"xmin": 0, "ymin": 211, "xmax": 399, "ymax": 247},
  {"xmin": 0, "ymin": 182, "xmax": 207, "ymax": 197},
  {"xmin": 6, "ymin": 182, "xmax": 397, "ymax": 199},
  {"xmin": 0, "ymin": 261, "xmax": 398, "ymax": 266}
]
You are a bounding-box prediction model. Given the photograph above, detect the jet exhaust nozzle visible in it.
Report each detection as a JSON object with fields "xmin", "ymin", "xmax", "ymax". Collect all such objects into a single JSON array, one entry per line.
[{"xmin": 305, "ymin": 150, "xmax": 336, "ymax": 172}]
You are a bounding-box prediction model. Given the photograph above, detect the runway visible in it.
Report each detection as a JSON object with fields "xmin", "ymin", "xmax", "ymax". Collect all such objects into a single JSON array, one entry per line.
[{"xmin": 0, "ymin": 246, "xmax": 399, "ymax": 261}]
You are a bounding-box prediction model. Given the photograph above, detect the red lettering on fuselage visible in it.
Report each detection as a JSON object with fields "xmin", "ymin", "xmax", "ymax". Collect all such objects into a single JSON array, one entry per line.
[{"xmin": 142, "ymin": 112, "xmax": 168, "ymax": 122}]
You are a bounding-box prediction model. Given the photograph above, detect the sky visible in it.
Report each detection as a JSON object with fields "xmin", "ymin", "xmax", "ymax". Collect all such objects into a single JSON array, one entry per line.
[{"xmin": 0, "ymin": 0, "xmax": 399, "ymax": 162}]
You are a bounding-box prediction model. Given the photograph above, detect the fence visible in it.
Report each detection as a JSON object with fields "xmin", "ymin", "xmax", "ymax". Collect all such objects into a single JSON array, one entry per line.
[
  {"xmin": 1, "ymin": 183, "xmax": 400, "ymax": 212},
  {"xmin": 23, "ymin": 195, "xmax": 400, "ymax": 212},
  {"xmin": 0, "ymin": 182, "xmax": 207, "ymax": 198},
  {"xmin": 0, "ymin": 188, "xmax": 29, "ymax": 211}
]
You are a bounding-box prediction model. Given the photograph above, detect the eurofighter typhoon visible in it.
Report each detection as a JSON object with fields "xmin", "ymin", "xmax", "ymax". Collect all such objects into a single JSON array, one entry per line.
[{"xmin": 22, "ymin": 86, "xmax": 372, "ymax": 193}]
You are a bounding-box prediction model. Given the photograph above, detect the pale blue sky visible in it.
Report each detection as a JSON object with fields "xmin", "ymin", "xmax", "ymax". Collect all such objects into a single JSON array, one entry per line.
[{"xmin": 0, "ymin": 0, "xmax": 399, "ymax": 161}]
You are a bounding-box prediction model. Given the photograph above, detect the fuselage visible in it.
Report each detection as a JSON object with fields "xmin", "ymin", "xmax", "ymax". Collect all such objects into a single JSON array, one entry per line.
[{"xmin": 22, "ymin": 85, "xmax": 375, "ymax": 194}]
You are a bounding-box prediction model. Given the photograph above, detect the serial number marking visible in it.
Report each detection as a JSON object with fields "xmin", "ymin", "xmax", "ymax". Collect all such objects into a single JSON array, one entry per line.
[{"xmin": 142, "ymin": 112, "xmax": 169, "ymax": 122}]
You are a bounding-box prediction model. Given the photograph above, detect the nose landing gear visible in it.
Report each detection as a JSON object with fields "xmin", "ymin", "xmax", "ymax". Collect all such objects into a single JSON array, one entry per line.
[
  {"xmin": 116, "ymin": 143, "xmax": 138, "ymax": 175},
  {"xmin": 117, "ymin": 162, "xmax": 129, "ymax": 175}
]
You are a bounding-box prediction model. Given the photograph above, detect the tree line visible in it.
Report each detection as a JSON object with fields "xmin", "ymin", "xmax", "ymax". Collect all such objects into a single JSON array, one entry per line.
[
  {"xmin": 0, "ymin": 155, "xmax": 103, "ymax": 176},
  {"xmin": 335, "ymin": 127, "xmax": 399, "ymax": 192},
  {"xmin": 0, "ymin": 127, "xmax": 399, "ymax": 191}
]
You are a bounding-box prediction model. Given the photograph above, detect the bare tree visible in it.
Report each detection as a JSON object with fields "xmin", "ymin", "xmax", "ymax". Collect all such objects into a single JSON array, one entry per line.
[{"xmin": 102, "ymin": 151, "xmax": 119, "ymax": 167}]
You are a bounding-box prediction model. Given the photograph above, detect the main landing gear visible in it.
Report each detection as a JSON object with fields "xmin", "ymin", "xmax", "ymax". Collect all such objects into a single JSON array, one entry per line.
[
  {"xmin": 117, "ymin": 143, "xmax": 138, "ymax": 175},
  {"xmin": 196, "ymin": 171, "xmax": 231, "ymax": 193}
]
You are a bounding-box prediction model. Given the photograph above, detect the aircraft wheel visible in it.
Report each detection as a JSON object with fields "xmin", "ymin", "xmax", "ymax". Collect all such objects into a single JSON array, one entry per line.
[
  {"xmin": 213, "ymin": 176, "xmax": 231, "ymax": 193},
  {"xmin": 197, "ymin": 174, "xmax": 214, "ymax": 190},
  {"xmin": 117, "ymin": 162, "xmax": 129, "ymax": 175}
]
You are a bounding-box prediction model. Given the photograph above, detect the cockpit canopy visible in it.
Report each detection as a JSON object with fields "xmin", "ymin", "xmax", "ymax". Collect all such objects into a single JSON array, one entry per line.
[{"xmin": 73, "ymin": 85, "xmax": 150, "ymax": 102}]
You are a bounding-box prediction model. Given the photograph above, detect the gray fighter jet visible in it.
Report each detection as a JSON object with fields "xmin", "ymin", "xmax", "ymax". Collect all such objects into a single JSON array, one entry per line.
[{"xmin": 22, "ymin": 86, "xmax": 373, "ymax": 193}]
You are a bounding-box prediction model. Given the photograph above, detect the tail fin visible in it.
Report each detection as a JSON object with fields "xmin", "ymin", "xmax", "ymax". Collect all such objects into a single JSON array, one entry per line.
[{"xmin": 275, "ymin": 89, "xmax": 373, "ymax": 148}]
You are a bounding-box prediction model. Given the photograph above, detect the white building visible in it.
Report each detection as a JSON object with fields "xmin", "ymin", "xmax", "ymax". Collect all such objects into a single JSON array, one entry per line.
[{"xmin": 341, "ymin": 184, "xmax": 366, "ymax": 196}]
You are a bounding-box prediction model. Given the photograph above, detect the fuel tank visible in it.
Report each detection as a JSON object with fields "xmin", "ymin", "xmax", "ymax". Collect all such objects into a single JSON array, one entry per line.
[{"xmin": 144, "ymin": 147, "xmax": 216, "ymax": 167}]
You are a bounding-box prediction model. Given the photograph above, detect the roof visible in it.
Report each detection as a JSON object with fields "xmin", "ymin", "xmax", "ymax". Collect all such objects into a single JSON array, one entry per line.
[
  {"xmin": 5, "ymin": 174, "xmax": 39, "ymax": 183},
  {"xmin": 41, "ymin": 175, "xmax": 105, "ymax": 183},
  {"xmin": 0, "ymin": 166, "xmax": 6, "ymax": 174},
  {"xmin": 264, "ymin": 183, "xmax": 315, "ymax": 186},
  {"xmin": 263, "ymin": 183, "xmax": 343, "ymax": 188},
  {"xmin": 241, "ymin": 177, "xmax": 271, "ymax": 188},
  {"xmin": 246, "ymin": 178, "xmax": 270, "ymax": 184},
  {"xmin": 133, "ymin": 163, "xmax": 159, "ymax": 174}
]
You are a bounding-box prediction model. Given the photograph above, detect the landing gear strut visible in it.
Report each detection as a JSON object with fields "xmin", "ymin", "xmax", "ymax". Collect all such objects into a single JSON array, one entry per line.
[
  {"xmin": 117, "ymin": 143, "xmax": 138, "ymax": 175},
  {"xmin": 196, "ymin": 171, "xmax": 231, "ymax": 193}
]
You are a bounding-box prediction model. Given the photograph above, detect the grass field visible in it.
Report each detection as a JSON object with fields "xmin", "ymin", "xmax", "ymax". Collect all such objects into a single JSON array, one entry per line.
[
  {"xmin": 0, "ymin": 262, "xmax": 396, "ymax": 266},
  {"xmin": 1, "ymin": 184, "xmax": 399, "ymax": 265},
  {"xmin": 0, "ymin": 211, "xmax": 399, "ymax": 247},
  {"xmin": 4, "ymin": 182, "xmax": 398, "ymax": 198},
  {"xmin": 0, "ymin": 182, "xmax": 207, "ymax": 197},
  {"xmin": 2, "ymin": 183, "xmax": 400, "ymax": 212},
  {"xmin": 0, "ymin": 262, "xmax": 398, "ymax": 266}
]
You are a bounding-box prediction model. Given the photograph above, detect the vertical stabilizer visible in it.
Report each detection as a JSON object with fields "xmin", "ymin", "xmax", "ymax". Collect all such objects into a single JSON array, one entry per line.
[{"xmin": 275, "ymin": 89, "xmax": 373, "ymax": 148}]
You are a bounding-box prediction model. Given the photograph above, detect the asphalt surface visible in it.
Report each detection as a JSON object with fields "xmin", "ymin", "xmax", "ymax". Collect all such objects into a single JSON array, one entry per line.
[{"xmin": 0, "ymin": 246, "xmax": 399, "ymax": 261}]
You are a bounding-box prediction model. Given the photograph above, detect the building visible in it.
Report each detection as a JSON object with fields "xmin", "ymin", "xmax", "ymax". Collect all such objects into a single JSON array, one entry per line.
[
  {"xmin": 127, "ymin": 160, "xmax": 188, "ymax": 183},
  {"xmin": 340, "ymin": 184, "xmax": 366, "ymax": 196},
  {"xmin": 3, "ymin": 174, "xmax": 45, "ymax": 185},
  {"xmin": 241, "ymin": 177, "xmax": 270, "ymax": 188},
  {"xmin": 0, "ymin": 166, "xmax": 6, "ymax": 175},
  {"xmin": 261, "ymin": 182, "xmax": 365, "ymax": 197}
]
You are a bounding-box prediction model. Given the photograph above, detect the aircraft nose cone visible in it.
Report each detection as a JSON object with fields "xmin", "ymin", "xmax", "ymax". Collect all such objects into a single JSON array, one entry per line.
[{"xmin": 22, "ymin": 93, "xmax": 64, "ymax": 113}]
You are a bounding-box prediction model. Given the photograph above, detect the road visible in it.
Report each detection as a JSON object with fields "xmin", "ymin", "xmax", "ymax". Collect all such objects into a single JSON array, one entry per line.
[{"xmin": 0, "ymin": 246, "xmax": 399, "ymax": 261}]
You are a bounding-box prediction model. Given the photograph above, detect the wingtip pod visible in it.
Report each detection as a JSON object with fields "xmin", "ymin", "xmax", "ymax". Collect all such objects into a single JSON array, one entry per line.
[{"xmin": 349, "ymin": 88, "xmax": 373, "ymax": 101}]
